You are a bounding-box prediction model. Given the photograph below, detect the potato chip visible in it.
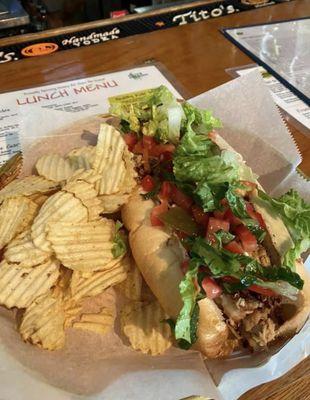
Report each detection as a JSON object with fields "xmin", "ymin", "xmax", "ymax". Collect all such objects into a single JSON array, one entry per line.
[
  {"xmin": 99, "ymin": 193, "xmax": 130, "ymax": 214},
  {"xmin": 29, "ymin": 193, "xmax": 49, "ymax": 207},
  {"xmin": 31, "ymin": 190, "xmax": 88, "ymax": 252},
  {"xmin": 64, "ymin": 297, "xmax": 82, "ymax": 328},
  {"xmin": 72, "ymin": 308, "xmax": 114, "ymax": 335},
  {"xmin": 0, "ymin": 258, "xmax": 60, "ymax": 308},
  {"xmin": 117, "ymin": 258, "xmax": 142, "ymax": 301},
  {"xmin": 67, "ymin": 146, "xmax": 96, "ymax": 171},
  {"xmin": 57, "ymin": 266, "xmax": 72, "ymax": 293},
  {"xmin": 121, "ymin": 301, "xmax": 172, "ymax": 356},
  {"xmin": 93, "ymin": 123, "xmax": 127, "ymax": 195},
  {"xmin": 0, "ymin": 197, "xmax": 38, "ymax": 250},
  {"xmin": 19, "ymin": 290, "xmax": 65, "ymax": 350},
  {"xmin": 0, "ymin": 152, "xmax": 23, "ymax": 190},
  {"xmin": 121, "ymin": 146, "xmax": 137, "ymax": 193},
  {"xmin": 67, "ymin": 168, "xmax": 102, "ymax": 185},
  {"xmin": 63, "ymin": 180, "xmax": 103, "ymax": 221},
  {"xmin": 47, "ymin": 219, "xmax": 115, "ymax": 272},
  {"xmin": 36, "ymin": 154, "xmax": 73, "ymax": 182},
  {"xmin": 0, "ymin": 175, "xmax": 59, "ymax": 201},
  {"xmin": 70, "ymin": 256, "xmax": 129, "ymax": 301},
  {"xmin": 4, "ymin": 230, "xmax": 50, "ymax": 268}
]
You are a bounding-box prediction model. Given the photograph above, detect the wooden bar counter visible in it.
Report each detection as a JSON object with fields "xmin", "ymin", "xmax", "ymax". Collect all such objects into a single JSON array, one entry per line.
[{"xmin": 0, "ymin": 1, "xmax": 309, "ymax": 399}]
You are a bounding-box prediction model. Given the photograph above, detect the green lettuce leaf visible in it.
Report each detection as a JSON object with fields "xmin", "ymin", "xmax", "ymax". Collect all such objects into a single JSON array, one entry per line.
[
  {"xmin": 225, "ymin": 185, "xmax": 266, "ymax": 242},
  {"xmin": 112, "ymin": 221, "xmax": 127, "ymax": 258},
  {"xmin": 187, "ymin": 237, "xmax": 304, "ymax": 293},
  {"xmin": 109, "ymin": 86, "xmax": 184, "ymax": 143},
  {"xmin": 214, "ymin": 230, "xmax": 235, "ymax": 247},
  {"xmin": 182, "ymin": 102, "xmax": 222, "ymax": 134},
  {"xmin": 174, "ymin": 259, "xmax": 200, "ymax": 345},
  {"xmin": 258, "ymin": 189, "xmax": 310, "ymax": 267}
]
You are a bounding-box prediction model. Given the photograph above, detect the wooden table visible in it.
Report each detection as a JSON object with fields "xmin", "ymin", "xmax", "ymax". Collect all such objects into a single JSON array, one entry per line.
[{"xmin": 0, "ymin": 1, "xmax": 309, "ymax": 399}]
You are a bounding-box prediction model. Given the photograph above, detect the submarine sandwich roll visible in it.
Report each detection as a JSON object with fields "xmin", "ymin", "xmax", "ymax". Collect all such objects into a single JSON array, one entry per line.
[{"xmin": 109, "ymin": 87, "xmax": 310, "ymax": 358}]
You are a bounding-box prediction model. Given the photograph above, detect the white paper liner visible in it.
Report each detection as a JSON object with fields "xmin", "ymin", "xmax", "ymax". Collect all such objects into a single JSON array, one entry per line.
[{"xmin": 0, "ymin": 69, "xmax": 308, "ymax": 400}]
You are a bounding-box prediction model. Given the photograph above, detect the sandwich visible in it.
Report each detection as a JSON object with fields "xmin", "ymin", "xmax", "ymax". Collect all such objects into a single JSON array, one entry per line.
[{"xmin": 108, "ymin": 86, "xmax": 310, "ymax": 358}]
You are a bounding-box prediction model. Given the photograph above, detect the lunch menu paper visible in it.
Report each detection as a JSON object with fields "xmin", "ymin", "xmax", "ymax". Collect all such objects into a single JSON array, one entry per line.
[{"xmin": 0, "ymin": 66, "xmax": 309, "ymax": 400}]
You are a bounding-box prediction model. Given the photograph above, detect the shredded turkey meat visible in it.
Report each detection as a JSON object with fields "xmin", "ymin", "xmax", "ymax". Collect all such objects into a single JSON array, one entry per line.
[
  {"xmin": 250, "ymin": 244, "xmax": 271, "ymax": 267},
  {"xmin": 218, "ymin": 292, "xmax": 282, "ymax": 350}
]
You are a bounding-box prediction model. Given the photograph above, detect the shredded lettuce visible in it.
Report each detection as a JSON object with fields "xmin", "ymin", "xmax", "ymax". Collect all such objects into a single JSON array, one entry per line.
[
  {"xmin": 259, "ymin": 189, "xmax": 310, "ymax": 268},
  {"xmin": 174, "ymin": 259, "xmax": 200, "ymax": 347},
  {"xmin": 225, "ymin": 184, "xmax": 266, "ymax": 242},
  {"xmin": 112, "ymin": 221, "xmax": 127, "ymax": 258},
  {"xmin": 188, "ymin": 237, "xmax": 303, "ymax": 292},
  {"xmin": 214, "ymin": 230, "xmax": 235, "ymax": 247},
  {"xmin": 182, "ymin": 102, "xmax": 222, "ymax": 134},
  {"xmin": 109, "ymin": 86, "xmax": 184, "ymax": 143}
]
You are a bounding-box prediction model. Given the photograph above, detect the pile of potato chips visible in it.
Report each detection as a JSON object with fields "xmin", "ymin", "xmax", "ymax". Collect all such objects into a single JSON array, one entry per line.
[{"xmin": 0, "ymin": 123, "xmax": 172, "ymax": 355}]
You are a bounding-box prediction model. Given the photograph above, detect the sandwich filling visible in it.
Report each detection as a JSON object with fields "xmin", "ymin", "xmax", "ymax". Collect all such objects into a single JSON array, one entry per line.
[{"xmin": 109, "ymin": 86, "xmax": 309, "ymax": 353}]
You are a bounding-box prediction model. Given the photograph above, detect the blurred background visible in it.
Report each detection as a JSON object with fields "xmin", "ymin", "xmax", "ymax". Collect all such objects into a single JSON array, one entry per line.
[{"xmin": 0, "ymin": 0, "xmax": 199, "ymax": 37}]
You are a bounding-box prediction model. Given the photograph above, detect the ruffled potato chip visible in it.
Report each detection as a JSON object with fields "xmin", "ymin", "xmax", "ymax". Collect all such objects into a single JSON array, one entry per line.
[
  {"xmin": 4, "ymin": 230, "xmax": 50, "ymax": 268},
  {"xmin": 0, "ymin": 258, "xmax": 60, "ymax": 308},
  {"xmin": 70, "ymin": 256, "xmax": 129, "ymax": 301},
  {"xmin": 72, "ymin": 308, "xmax": 115, "ymax": 336},
  {"xmin": 29, "ymin": 193, "xmax": 49, "ymax": 207},
  {"xmin": 0, "ymin": 197, "xmax": 38, "ymax": 250},
  {"xmin": 117, "ymin": 258, "xmax": 142, "ymax": 301},
  {"xmin": 0, "ymin": 152, "xmax": 22, "ymax": 190},
  {"xmin": 0, "ymin": 175, "xmax": 59, "ymax": 201},
  {"xmin": 67, "ymin": 146, "xmax": 96, "ymax": 171},
  {"xmin": 31, "ymin": 190, "xmax": 88, "ymax": 252},
  {"xmin": 19, "ymin": 290, "xmax": 65, "ymax": 351},
  {"xmin": 67, "ymin": 168, "xmax": 102, "ymax": 185},
  {"xmin": 36, "ymin": 154, "xmax": 73, "ymax": 182},
  {"xmin": 121, "ymin": 301, "xmax": 172, "ymax": 356},
  {"xmin": 93, "ymin": 123, "xmax": 127, "ymax": 195},
  {"xmin": 47, "ymin": 219, "xmax": 115, "ymax": 272},
  {"xmin": 64, "ymin": 297, "xmax": 82, "ymax": 328},
  {"xmin": 63, "ymin": 180, "xmax": 103, "ymax": 221},
  {"xmin": 99, "ymin": 193, "xmax": 130, "ymax": 214}
]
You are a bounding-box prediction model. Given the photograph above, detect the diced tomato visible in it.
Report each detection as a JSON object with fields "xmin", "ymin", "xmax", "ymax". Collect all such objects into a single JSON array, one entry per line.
[
  {"xmin": 207, "ymin": 217, "xmax": 230, "ymax": 234},
  {"xmin": 224, "ymin": 208, "xmax": 242, "ymax": 226},
  {"xmin": 201, "ymin": 277, "xmax": 222, "ymax": 299},
  {"xmin": 142, "ymin": 135, "xmax": 157, "ymax": 149},
  {"xmin": 213, "ymin": 210, "xmax": 226, "ymax": 220},
  {"xmin": 142, "ymin": 146, "xmax": 150, "ymax": 172},
  {"xmin": 224, "ymin": 240, "xmax": 244, "ymax": 254},
  {"xmin": 208, "ymin": 131, "xmax": 217, "ymax": 141},
  {"xmin": 141, "ymin": 175, "xmax": 155, "ymax": 192},
  {"xmin": 235, "ymin": 225, "xmax": 258, "ymax": 253},
  {"xmin": 150, "ymin": 143, "xmax": 175, "ymax": 157},
  {"xmin": 159, "ymin": 151, "xmax": 173, "ymax": 162},
  {"xmin": 220, "ymin": 198, "xmax": 228, "ymax": 207},
  {"xmin": 192, "ymin": 205, "xmax": 209, "ymax": 227},
  {"xmin": 181, "ymin": 260, "xmax": 189, "ymax": 274},
  {"xmin": 249, "ymin": 284, "xmax": 277, "ymax": 297},
  {"xmin": 123, "ymin": 133, "xmax": 138, "ymax": 151},
  {"xmin": 132, "ymin": 141, "xmax": 143, "ymax": 154},
  {"xmin": 159, "ymin": 181, "xmax": 173, "ymax": 200},
  {"xmin": 171, "ymin": 187, "xmax": 193, "ymax": 212},
  {"xmin": 206, "ymin": 217, "xmax": 230, "ymax": 243},
  {"xmin": 150, "ymin": 200, "xmax": 168, "ymax": 226},
  {"xmin": 246, "ymin": 202, "xmax": 266, "ymax": 229}
]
